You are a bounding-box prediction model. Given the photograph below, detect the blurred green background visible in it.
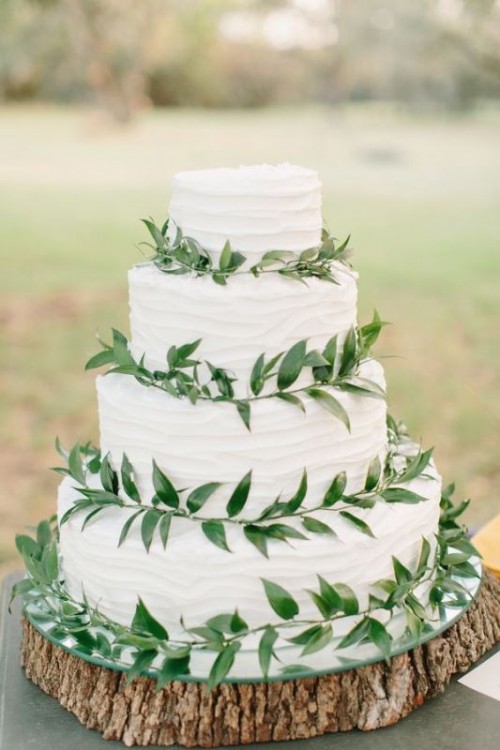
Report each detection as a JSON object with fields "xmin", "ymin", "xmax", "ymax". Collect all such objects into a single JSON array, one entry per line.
[{"xmin": 1, "ymin": 0, "xmax": 499, "ymax": 574}]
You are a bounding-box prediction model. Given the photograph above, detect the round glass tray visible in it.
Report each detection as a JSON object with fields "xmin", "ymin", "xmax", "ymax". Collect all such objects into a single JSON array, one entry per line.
[{"xmin": 24, "ymin": 559, "xmax": 482, "ymax": 684}]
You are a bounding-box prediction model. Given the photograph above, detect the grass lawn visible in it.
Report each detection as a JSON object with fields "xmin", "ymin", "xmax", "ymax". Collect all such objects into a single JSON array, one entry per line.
[{"xmin": 1, "ymin": 103, "xmax": 499, "ymax": 573}]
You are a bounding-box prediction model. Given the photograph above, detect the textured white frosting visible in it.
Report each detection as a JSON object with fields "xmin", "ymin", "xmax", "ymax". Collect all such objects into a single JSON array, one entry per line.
[
  {"xmin": 129, "ymin": 262, "xmax": 358, "ymax": 394},
  {"xmin": 96, "ymin": 359, "xmax": 387, "ymax": 517},
  {"xmin": 53, "ymin": 164, "xmax": 444, "ymax": 661},
  {"xmin": 57, "ymin": 460, "xmax": 442, "ymax": 639},
  {"xmin": 168, "ymin": 164, "xmax": 322, "ymax": 260}
]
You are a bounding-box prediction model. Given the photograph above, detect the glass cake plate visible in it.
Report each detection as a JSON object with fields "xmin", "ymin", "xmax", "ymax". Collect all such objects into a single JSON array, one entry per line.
[{"xmin": 22, "ymin": 558, "xmax": 482, "ymax": 684}]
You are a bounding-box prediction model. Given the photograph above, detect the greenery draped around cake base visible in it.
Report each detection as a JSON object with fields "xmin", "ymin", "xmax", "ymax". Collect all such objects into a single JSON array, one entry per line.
[{"xmin": 12, "ymin": 480, "xmax": 480, "ymax": 690}]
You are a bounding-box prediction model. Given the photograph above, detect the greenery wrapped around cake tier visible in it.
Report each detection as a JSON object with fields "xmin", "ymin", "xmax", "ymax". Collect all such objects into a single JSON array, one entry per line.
[
  {"xmin": 54, "ymin": 420, "xmax": 434, "ymax": 557},
  {"xmin": 13, "ymin": 475, "xmax": 480, "ymax": 689},
  {"xmin": 141, "ymin": 219, "xmax": 354, "ymax": 285},
  {"xmin": 85, "ymin": 311, "xmax": 387, "ymax": 431}
]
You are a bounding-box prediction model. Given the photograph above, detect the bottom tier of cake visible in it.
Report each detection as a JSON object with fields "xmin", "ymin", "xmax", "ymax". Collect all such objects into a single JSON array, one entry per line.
[{"xmin": 57, "ymin": 457, "xmax": 442, "ymax": 642}]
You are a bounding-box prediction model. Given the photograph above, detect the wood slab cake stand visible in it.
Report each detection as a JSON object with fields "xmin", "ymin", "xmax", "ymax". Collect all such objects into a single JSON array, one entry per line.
[{"xmin": 20, "ymin": 571, "xmax": 500, "ymax": 748}]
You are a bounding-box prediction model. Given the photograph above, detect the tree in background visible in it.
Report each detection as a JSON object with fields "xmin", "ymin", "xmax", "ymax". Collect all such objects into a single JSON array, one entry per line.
[{"xmin": 0, "ymin": 0, "xmax": 499, "ymax": 120}]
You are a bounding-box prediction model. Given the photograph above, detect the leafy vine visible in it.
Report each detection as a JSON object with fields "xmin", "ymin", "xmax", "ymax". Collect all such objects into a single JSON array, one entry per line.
[
  {"xmin": 85, "ymin": 312, "xmax": 387, "ymax": 431},
  {"xmin": 140, "ymin": 218, "xmax": 354, "ymax": 285},
  {"xmin": 54, "ymin": 426, "xmax": 434, "ymax": 558},
  {"xmin": 12, "ymin": 486, "xmax": 479, "ymax": 689}
]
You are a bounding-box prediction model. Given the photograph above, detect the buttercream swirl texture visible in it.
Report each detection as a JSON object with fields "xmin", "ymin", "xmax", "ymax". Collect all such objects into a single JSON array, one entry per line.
[
  {"xmin": 128, "ymin": 262, "xmax": 358, "ymax": 392},
  {"xmin": 96, "ymin": 359, "xmax": 387, "ymax": 517},
  {"xmin": 168, "ymin": 164, "xmax": 322, "ymax": 260}
]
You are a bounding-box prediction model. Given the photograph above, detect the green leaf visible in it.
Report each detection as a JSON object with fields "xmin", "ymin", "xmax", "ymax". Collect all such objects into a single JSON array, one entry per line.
[
  {"xmin": 112, "ymin": 328, "xmax": 135, "ymax": 367},
  {"xmin": 340, "ymin": 511, "xmax": 375, "ymax": 538},
  {"xmin": 365, "ymin": 456, "xmax": 381, "ymax": 492},
  {"xmin": 202, "ymin": 521, "xmax": 230, "ymax": 552},
  {"xmin": 359, "ymin": 310, "xmax": 388, "ymax": 350},
  {"xmin": 381, "ymin": 488, "xmax": 427, "ymax": 504},
  {"xmin": 230, "ymin": 611, "xmax": 248, "ymax": 633},
  {"xmin": 9, "ymin": 578, "xmax": 35, "ymax": 611},
  {"xmin": 177, "ymin": 339, "xmax": 202, "ymax": 361},
  {"xmin": 287, "ymin": 624, "xmax": 322, "ymax": 645},
  {"xmin": 336, "ymin": 379, "xmax": 386, "ymax": 400},
  {"xmin": 264, "ymin": 523, "xmax": 308, "ymax": 542},
  {"xmin": 167, "ymin": 345, "xmax": 178, "ymax": 368},
  {"xmin": 338, "ymin": 327, "xmax": 357, "ymax": 376},
  {"xmin": 36, "ymin": 519, "xmax": 52, "ymax": 548},
  {"xmin": 80, "ymin": 507, "xmax": 104, "ymax": 530},
  {"xmin": 100, "ymin": 453, "xmax": 119, "ymax": 494},
  {"xmin": 157, "ymin": 655, "xmax": 190, "ymax": 689},
  {"xmin": 322, "ymin": 579, "xmax": 359, "ymax": 616},
  {"xmin": 262, "ymin": 579, "xmax": 299, "ymax": 620},
  {"xmin": 258, "ymin": 626, "xmax": 278, "ymax": 678},
  {"xmin": 275, "ymin": 392, "xmax": 306, "ymax": 413},
  {"xmin": 229, "ymin": 251, "xmax": 246, "ymax": 271},
  {"xmin": 207, "ymin": 643, "xmax": 239, "ymax": 691},
  {"xmin": 121, "ymin": 454, "xmax": 141, "ymax": 503},
  {"xmin": 263, "ymin": 352, "xmax": 284, "ymax": 376},
  {"xmin": 277, "ymin": 340, "xmax": 307, "ymax": 390},
  {"xmin": 118, "ymin": 509, "xmax": 144, "ymax": 547},
  {"xmin": 132, "ymin": 597, "xmax": 169, "ymax": 640},
  {"xmin": 141, "ymin": 509, "xmax": 162, "ymax": 552},
  {"xmin": 304, "ymin": 350, "xmax": 329, "ymax": 368},
  {"xmin": 307, "ymin": 591, "xmax": 333, "ymax": 619},
  {"xmin": 250, "ymin": 354, "xmax": 265, "ymax": 396},
  {"xmin": 392, "ymin": 556, "xmax": 412, "ymax": 584},
  {"xmin": 205, "ymin": 613, "xmax": 239, "ymax": 633},
  {"xmin": 417, "ymin": 537, "xmax": 431, "ymax": 575},
  {"xmin": 302, "ymin": 517, "xmax": 336, "ymax": 536},
  {"xmin": 368, "ymin": 618, "xmax": 393, "ymax": 660},
  {"xmin": 55, "ymin": 436, "xmax": 67, "ymax": 459},
  {"xmin": 322, "ymin": 472, "xmax": 347, "ymax": 507},
  {"xmin": 213, "ymin": 272, "xmax": 227, "ymax": 286},
  {"xmin": 152, "ymin": 461, "xmax": 179, "ymax": 509},
  {"xmin": 244, "ymin": 525, "xmax": 268, "ymax": 558},
  {"xmin": 226, "ymin": 471, "xmax": 252, "ymax": 518},
  {"xmin": 301, "ymin": 623, "xmax": 333, "ymax": 656},
  {"xmin": 205, "ymin": 611, "xmax": 248, "ymax": 635},
  {"xmin": 406, "ymin": 593, "xmax": 427, "ymax": 621},
  {"xmin": 128, "ymin": 649, "xmax": 157, "ymax": 682},
  {"xmin": 322, "ymin": 336, "xmax": 338, "ymax": 366},
  {"xmin": 186, "ymin": 482, "xmax": 221, "ymax": 514},
  {"xmin": 306, "ymin": 388, "xmax": 350, "ymax": 431},
  {"xmin": 285, "ymin": 469, "xmax": 308, "ymax": 512},
  {"xmin": 261, "ymin": 249, "xmax": 297, "ymax": 263},
  {"xmin": 159, "ymin": 512, "xmax": 172, "ymax": 549},
  {"xmin": 236, "ymin": 400, "xmax": 251, "ymax": 431},
  {"xmin": 338, "ymin": 617, "xmax": 370, "ymax": 649},
  {"xmin": 85, "ymin": 348, "xmax": 116, "ymax": 371},
  {"xmin": 219, "ymin": 240, "xmax": 232, "ymax": 271},
  {"xmin": 397, "ymin": 448, "xmax": 434, "ymax": 483},
  {"xmin": 188, "ymin": 626, "xmax": 223, "ymax": 647},
  {"xmin": 68, "ymin": 443, "xmax": 86, "ymax": 485},
  {"xmin": 142, "ymin": 217, "xmax": 166, "ymax": 248}
]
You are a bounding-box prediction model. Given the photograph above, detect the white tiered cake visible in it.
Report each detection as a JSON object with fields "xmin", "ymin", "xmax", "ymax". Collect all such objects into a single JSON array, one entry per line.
[{"xmin": 54, "ymin": 164, "xmax": 443, "ymax": 668}]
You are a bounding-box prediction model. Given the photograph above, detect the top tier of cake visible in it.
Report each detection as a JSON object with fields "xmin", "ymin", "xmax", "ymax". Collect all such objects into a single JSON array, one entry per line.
[
  {"xmin": 168, "ymin": 163, "xmax": 322, "ymax": 261},
  {"xmin": 130, "ymin": 163, "xmax": 356, "ymax": 387}
]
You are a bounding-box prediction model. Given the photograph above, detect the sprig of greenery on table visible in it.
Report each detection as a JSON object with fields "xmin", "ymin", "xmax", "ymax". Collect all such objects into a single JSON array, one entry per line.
[
  {"xmin": 85, "ymin": 312, "xmax": 387, "ymax": 431},
  {"xmin": 12, "ymin": 487, "xmax": 479, "ymax": 689},
  {"xmin": 141, "ymin": 218, "xmax": 353, "ymax": 285},
  {"xmin": 54, "ymin": 431, "xmax": 434, "ymax": 558}
]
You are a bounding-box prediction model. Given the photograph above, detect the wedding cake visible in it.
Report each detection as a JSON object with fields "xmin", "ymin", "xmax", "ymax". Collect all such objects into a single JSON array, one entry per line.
[{"xmin": 16, "ymin": 164, "xmax": 479, "ymax": 699}]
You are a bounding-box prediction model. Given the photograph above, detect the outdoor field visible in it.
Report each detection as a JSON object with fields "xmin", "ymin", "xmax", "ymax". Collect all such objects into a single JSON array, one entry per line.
[{"xmin": 1, "ymin": 104, "xmax": 499, "ymax": 574}]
